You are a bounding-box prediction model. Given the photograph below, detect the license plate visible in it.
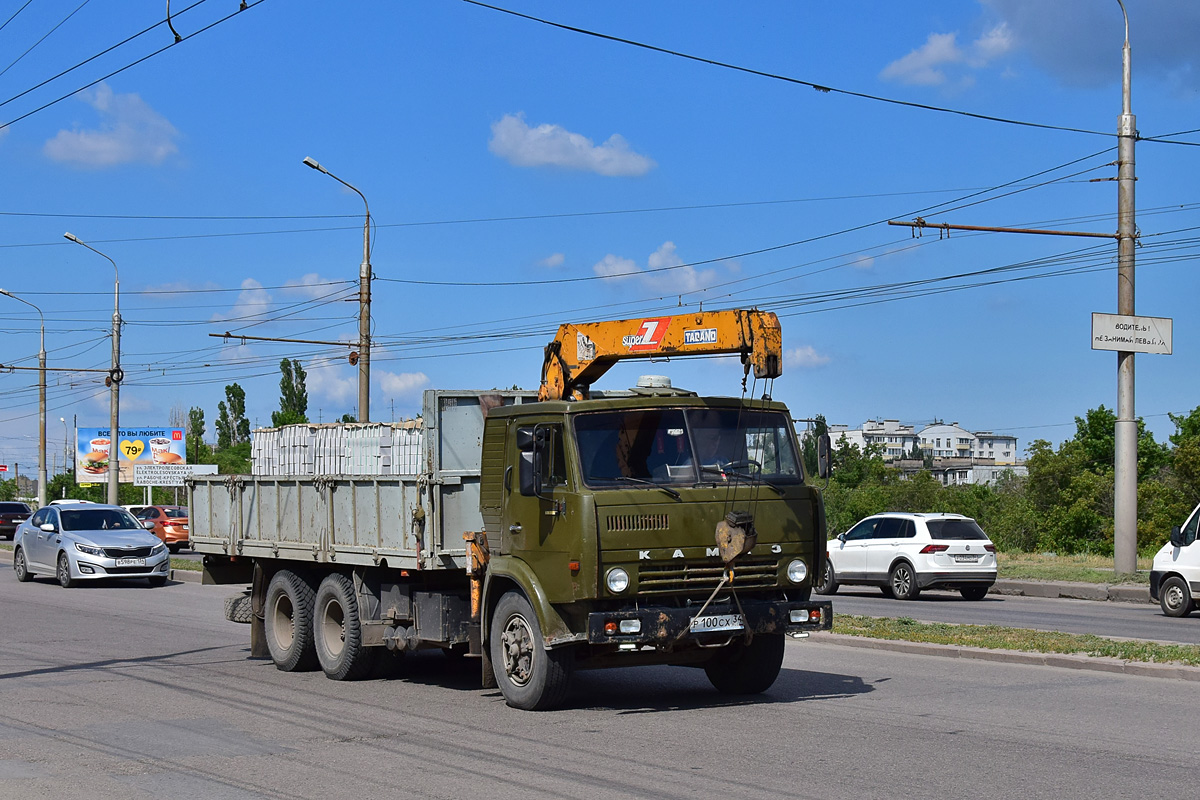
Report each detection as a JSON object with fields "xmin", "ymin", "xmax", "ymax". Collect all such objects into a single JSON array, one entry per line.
[
  {"xmin": 114, "ymin": 557, "xmax": 146, "ymax": 567},
  {"xmin": 689, "ymin": 613, "xmax": 745, "ymax": 633},
  {"xmin": 951, "ymin": 554, "xmax": 981, "ymax": 563}
]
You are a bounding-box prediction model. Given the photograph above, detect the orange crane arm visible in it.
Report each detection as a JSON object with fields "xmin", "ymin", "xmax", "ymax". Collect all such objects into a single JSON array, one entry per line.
[{"xmin": 538, "ymin": 309, "xmax": 782, "ymax": 401}]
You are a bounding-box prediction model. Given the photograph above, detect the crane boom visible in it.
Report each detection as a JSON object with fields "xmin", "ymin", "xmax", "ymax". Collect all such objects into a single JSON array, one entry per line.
[{"xmin": 538, "ymin": 309, "xmax": 782, "ymax": 401}]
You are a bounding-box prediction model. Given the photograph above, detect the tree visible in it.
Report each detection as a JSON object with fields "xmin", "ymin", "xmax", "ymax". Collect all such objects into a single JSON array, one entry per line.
[
  {"xmin": 187, "ymin": 407, "xmax": 206, "ymax": 463},
  {"xmin": 272, "ymin": 358, "xmax": 309, "ymax": 427},
  {"xmin": 339, "ymin": 413, "xmax": 356, "ymax": 423},
  {"xmin": 216, "ymin": 383, "xmax": 249, "ymax": 449}
]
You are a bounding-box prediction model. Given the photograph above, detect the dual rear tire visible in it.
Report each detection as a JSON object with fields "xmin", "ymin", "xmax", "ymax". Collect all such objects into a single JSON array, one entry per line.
[{"xmin": 263, "ymin": 569, "xmax": 376, "ymax": 679}]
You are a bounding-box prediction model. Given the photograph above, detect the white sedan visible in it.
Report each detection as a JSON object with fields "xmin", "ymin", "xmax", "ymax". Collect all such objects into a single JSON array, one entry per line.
[
  {"xmin": 13, "ymin": 503, "xmax": 170, "ymax": 588},
  {"xmin": 815, "ymin": 512, "xmax": 997, "ymax": 600}
]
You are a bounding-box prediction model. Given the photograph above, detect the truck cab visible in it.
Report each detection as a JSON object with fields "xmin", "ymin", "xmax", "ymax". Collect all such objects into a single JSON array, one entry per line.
[
  {"xmin": 1151, "ymin": 502, "xmax": 1200, "ymax": 616},
  {"xmin": 479, "ymin": 380, "xmax": 830, "ymax": 707}
]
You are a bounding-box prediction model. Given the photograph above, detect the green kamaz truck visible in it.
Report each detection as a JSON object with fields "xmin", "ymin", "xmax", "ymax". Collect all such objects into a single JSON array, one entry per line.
[{"xmin": 193, "ymin": 310, "xmax": 832, "ymax": 709}]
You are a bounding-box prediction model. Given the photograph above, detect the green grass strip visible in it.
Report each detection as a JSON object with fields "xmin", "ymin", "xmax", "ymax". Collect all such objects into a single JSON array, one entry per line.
[{"xmin": 834, "ymin": 614, "xmax": 1200, "ymax": 666}]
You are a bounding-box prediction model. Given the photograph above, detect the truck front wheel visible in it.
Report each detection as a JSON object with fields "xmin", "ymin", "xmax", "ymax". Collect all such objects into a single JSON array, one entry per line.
[
  {"xmin": 264, "ymin": 570, "xmax": 318, "ymax": 672},
  {"xmin": 314, "ymin": 573, "xmax": 376, "ymax": 681},
  {"xmin": 489, "ymin": 591, "xmax": 573, "ymax": 710},
  {"xmin": 704, "ymin": 633, "xmax": 785, "ymax": 695}
]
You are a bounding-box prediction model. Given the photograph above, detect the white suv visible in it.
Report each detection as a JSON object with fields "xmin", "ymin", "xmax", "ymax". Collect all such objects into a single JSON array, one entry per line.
[{"xmin": 815, "ymin": 513, "xmax": 998, "ymax": 600}]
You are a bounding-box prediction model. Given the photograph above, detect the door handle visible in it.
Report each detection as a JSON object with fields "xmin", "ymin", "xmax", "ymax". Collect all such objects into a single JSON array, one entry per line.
[{"xmin": 509, "ymin": 524, "xmax": 522, "ymax": 533}]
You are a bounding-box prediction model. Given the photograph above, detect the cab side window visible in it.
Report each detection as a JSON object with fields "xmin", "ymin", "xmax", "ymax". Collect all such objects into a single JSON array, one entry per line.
[
  {"xmin": 542, "ymin": 425, "xmax": 567, "ymax": 488},
  {"xmin": 1183, "ymin": 508, "xmax": 1200, "ymax": 546},
  {"xmin": 30, "ymin": 509, "xmax": 49, "ymax": 527}
]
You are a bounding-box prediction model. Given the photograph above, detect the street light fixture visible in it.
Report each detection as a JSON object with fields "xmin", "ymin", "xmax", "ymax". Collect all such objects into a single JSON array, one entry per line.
[
  {"xmin": 0, "ymin": 289, "xmax": 46, "ymax": 507},
  {"xmin": 63, "ymin": 232, "xmax": 122, "ymax": 505},
  {"xmin": 303, "ymin": 156, "xmax": 372, "ymax": 422}
]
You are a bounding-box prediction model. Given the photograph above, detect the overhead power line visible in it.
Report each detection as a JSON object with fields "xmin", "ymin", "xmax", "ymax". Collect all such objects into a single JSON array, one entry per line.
[{"xmin": 461, "ymin": 0, "xmax": 1112, "ymax": 138}]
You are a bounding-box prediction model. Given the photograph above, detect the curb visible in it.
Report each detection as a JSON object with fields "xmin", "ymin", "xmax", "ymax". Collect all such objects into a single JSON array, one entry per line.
[
  {"xmin": 809, "ymin": 632, "xmax": 1200, "ymax": 682},
  {"xmin": 992, "ymin": 578, "xmax": 1151, "ymax": 604}
]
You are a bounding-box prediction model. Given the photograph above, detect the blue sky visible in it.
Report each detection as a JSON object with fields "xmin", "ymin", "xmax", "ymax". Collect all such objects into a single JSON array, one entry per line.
[{"xmin": 2, "ymin": 0, "xmax": 1198, "ymax": 470}]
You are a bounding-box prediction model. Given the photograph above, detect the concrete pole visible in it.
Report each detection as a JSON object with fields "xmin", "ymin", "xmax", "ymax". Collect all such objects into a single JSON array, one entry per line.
[{"xmin": 1113, "ymin": 1, "xmax": 1138, "ymax": 576}]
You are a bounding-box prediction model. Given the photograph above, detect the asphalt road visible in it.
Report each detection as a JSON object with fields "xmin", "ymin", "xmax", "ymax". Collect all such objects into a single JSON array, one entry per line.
[
  {"xmin": 1, "ymin": 571, "xmax": 1196, "ymax": 800},
  {"xmin": 825, "ymin": 586, "xmax": 1200, "ymax": 644}
]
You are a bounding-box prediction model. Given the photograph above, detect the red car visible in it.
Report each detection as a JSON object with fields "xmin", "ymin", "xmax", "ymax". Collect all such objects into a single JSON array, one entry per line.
[{"xmin": 133, "ymin": 505, "xmax": 189, "ymax": 553}]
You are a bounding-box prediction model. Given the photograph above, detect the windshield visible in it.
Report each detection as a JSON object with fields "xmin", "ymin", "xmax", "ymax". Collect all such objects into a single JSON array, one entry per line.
[
  {"xmin": 60, "ymin": 508, "xmax": 142, "ymax": 532},
  {"xmin": 0, "ymin": 502, "xmax": 30, "ymax": 514},
  {"xmin": 925, "ymin": 519, "xmax": 989, "ymax": 540},
  {"xmin": 574, "ymin": 406, "xmax": 801, "ymax": 488}
]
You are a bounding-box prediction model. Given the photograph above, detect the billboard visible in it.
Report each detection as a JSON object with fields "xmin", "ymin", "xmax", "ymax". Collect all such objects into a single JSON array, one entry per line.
[{"xmin": 76, "ymin": 426, "xmax": 186, "ymax": 484}]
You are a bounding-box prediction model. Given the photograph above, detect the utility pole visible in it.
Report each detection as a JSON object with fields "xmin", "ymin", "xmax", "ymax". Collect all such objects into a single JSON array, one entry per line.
[
  {"xmin": 1113, "ymin": 0, "xmax": 1137, "ymax": 576},
  {"xmin": 891, "ymin": 2, "xmax": 1140, "ymax": 577},
  {"xmin": 0, "ymin": 289, "xmax": 46, "ymax": 507}
]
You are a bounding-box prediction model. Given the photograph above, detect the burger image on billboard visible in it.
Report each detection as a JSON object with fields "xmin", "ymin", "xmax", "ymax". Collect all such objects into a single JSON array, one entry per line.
[
  {"xmin": 155, "ymin": 451, "xmax": 184, "ymax": 465},
  {"xmin": 82, "ymin": 451, "xmax": 109, "ymax": 474}
]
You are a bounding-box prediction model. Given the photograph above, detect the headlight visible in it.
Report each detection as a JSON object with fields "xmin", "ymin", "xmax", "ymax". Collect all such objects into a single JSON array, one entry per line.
[
  {"xmin": 150, "ymin": 542, "xmax": 166, "ymax": 555},
  {"xmin": 75, "ymin": 542, "xmax": 104, "ymax": 557},
  {"xmin": 606, "ymin": 567, "xmax": 630, "ymax": 594},
  {"xmin": 786, "ymin": 559, "xmax": 808, "ymax": 584}
]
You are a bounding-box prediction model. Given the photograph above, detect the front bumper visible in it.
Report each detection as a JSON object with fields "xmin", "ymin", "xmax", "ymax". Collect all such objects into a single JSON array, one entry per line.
[
  {"xmin": 586, "ymin": 598, "xmax": 832, "ymax": 646},
  {"xmin": 70, "ymin": 552, "xmax": 171, "ymax": 580}
]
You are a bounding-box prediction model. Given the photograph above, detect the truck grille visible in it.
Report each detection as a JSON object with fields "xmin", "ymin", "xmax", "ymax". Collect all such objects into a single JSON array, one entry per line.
[
  {"xmin": 607, "ymin": 514, "xmax": 670, "ymax": 533},
  {"xmin": 638, "ymin": 556, "xmax": 777, "ymax": 596},
  {"xmin": 103, "ymin": 546, "xmax": 154, "ymax": 558}
]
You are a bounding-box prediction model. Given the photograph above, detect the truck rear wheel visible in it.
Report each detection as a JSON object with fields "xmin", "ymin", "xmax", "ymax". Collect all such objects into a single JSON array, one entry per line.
[
  {"xmin": 314, "ymin": 573, "xmax": 376, "ymax": 681},
  {"xmin": 489, "ymin": 591, "xmax": 573, "ymax": 710},
  {"xmin": 264, "ymin": 570, "xmax": 319, "ymax": 672},
  {"xmin": 704, "ymin": 633, "xmax": 785, "ymax": 695}
]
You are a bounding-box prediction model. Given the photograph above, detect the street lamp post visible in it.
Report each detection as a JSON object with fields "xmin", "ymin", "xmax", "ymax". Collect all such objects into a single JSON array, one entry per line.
[
  {"xmin": 302, "ymin": 156, "xmax": 372, "ymax": 423},
  {"xmin": 61, "ymin": 417, "xmax": 69, "ymax": 479},
  {"xmin": 64, "ymin": 233, "xmax": 121, "ymax": 505},
  {"xmin": 0, "ymin": 289, "xmax": 46, "ymax": 507}
]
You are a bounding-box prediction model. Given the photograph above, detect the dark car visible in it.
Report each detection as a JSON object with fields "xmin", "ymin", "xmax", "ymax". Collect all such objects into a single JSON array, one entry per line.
[{"xmin": 0, "ymin": 501, "xmax": 32, "ymax": 540}]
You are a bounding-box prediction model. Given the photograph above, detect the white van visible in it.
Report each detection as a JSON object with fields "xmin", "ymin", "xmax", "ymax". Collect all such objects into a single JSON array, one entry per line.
[{"xmin": 1150, "ymin": 502, "xmax": 1200, "ymax": 616}]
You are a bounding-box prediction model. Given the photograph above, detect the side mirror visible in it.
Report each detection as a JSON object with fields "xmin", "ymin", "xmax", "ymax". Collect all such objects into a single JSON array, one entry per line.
[
  {"xmin": 143, "ymin": 520, "xmax": 156, "ymax": 531},
  {"xmin": 837, "ymin": 532, "xmax": 846, "ymax": 543},
  {"xmin": 1170, "ymin": 525, "xmax": 1186, "ymax": 548},
  {"xmin": 39, "ymin": 522, "xmax": 56, "ymax": 533},
  {"xmin": 817, "ymin": 433, "xmax": 832, "ymax": 479}
]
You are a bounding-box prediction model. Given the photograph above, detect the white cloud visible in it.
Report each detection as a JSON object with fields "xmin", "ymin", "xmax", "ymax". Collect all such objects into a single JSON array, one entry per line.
[
  {"xmin": 307, "ymin": 359, "xmax": 357, "ymax": 406},
  {"xmin": 379, "ymin": 371, "xmax": 430, "ymax": 396},
  {"xmin": 853, "ymin": 255, "xmax": 875, "ymax": 270},
  {"xmin": 489, "ymin": 113, "xmax": 655, "ymax": 177},
  {"xmin": 643, "ymin": 241, "xmax": 714, "ymax": 294},
  {"xmin": 881, "ymin": 32, "xmax": 963, "ymax": 86},
  {"xmin": 593, "ymin": 242, "xmax": 717, "ymax": 294},
  {"xmin": 785, "ymin": 346, "xmax": 831, "ymax": 369},
  {"xmin": 210, "ymin": 278, "xmax": 272, "ymax": 324},
  {"xmin": 539, "ymin": 253, "xmax": 565, "ymax": 268},
  {"xmin": 880, "ymin": 25, "xmax": 1014, "ymax": 86},
  {"xmin": 43, "ymin": 83, "xmax": 179, "ymax": 168},
  {"xmin": 592, "ymin": 253, "xmax": 639, "ymax": 280}
]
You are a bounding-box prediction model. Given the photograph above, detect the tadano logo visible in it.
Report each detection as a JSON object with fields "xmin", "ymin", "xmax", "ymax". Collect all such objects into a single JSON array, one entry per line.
[
  {"xmin": 684, "ymin": 327, "xmax": 718, "ymax": 345},
  {"xmin": 622, "ymin": 317, "xmax": 671, "ymax": 351}
]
